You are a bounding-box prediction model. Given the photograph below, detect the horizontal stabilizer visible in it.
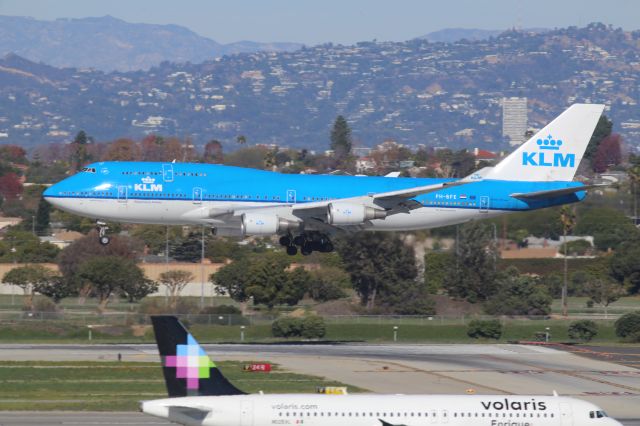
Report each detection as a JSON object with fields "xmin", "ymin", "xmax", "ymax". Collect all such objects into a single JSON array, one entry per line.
[{"xmin": 510, "ymin": 184, "xmax": 606, "ymax": 200}]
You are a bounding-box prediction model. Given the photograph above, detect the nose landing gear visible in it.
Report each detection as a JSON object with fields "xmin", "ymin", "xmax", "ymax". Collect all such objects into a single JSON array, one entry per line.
[{"xmin": 97, "ymin": 221, "xmax": 110, "ymax": 246}]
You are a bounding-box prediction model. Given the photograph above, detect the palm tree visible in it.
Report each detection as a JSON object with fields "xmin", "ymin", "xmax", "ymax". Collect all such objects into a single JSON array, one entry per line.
[{"xmin": 560, "ymin": 206, "xmax": 576, "ymax": 317}]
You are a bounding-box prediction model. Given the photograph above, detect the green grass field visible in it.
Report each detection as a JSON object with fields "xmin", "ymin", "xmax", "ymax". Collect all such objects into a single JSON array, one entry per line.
[
  {"xmin": 0, "ymin": 361, "xmax": 363, "ymax": 411},
  {"xmin": 0, "ymin": 318, "xmax": 624, "ymax": 344}
]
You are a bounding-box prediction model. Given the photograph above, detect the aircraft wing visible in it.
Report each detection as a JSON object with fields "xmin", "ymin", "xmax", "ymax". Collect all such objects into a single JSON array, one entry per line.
[
  {"xmin": 167, "ymin": 406, "xmax": 211, "ymax": 422},
  {"xmin": 510, "ymin": 184, "xmax": 606, "ymax": 200},
  {"xmin": 207, "ymin": 179, "xmax": 468, "ymax": 233},
  {"xmin": 292, "ymin": 180, "xmax": 466, "ymax": 216}
]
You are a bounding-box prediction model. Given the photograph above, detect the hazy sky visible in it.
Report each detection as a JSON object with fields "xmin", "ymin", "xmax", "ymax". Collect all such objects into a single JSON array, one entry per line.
[{"xmin": 0, "ymin": 0, "xmax": 637, "ymax": 45}]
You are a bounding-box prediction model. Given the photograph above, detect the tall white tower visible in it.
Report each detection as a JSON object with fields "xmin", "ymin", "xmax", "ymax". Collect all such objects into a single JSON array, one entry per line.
[{"xmin": 502, "ymin": 97, "xmax": 528, "ymax": 146}]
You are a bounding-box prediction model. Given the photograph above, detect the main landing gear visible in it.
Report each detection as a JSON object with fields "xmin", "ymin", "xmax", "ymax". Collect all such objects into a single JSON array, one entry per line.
[
  {"xmin": 97, "ymin": 221, "xmax": 110, "ymax": 246},
  {"xmin": 279, "ymin": 232, "xmax": 334, "ymax": 256}
]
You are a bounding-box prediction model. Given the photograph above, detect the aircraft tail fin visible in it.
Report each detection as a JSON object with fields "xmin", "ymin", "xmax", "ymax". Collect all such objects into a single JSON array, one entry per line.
[
  {"xmin": 486, "ymin": 104, "xmax": 605, "ymax": 182},
  {"xmin": 151, "ymin": 315, "xmax": 245, "ymax": 397}
]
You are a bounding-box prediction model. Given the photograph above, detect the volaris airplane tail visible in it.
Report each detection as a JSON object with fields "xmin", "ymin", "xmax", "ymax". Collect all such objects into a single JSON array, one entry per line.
[
  {"xmin": 487, "ymin": 103, "xmax": 605, "ymax": 182},
  {"xmin": 151, "ymin": 315, "xmax": 245, "ymax": 397}
]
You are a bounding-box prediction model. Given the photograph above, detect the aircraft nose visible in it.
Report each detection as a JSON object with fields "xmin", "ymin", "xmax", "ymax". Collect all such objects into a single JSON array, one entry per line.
[{"xmin": 42, "ymin": 183, "xmax": 63, "ymax": 208}]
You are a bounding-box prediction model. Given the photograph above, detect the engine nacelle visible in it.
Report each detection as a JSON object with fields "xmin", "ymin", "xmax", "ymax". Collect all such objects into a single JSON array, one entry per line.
[
  {"xmin": 326, "ymin": 203, "xmax": 387, "ymax": 225},
  {"xmin": 241, "ymin": 213, "xmax": 299, "ymax": 236}
]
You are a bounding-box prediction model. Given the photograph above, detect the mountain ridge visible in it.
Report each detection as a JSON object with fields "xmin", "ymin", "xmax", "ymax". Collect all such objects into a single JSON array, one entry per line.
[
  {"xmin": 0, "ymin": 15, "xmax": 303, "ymax": 72},
  {"xmin": 0, "ymin": 23, "xmax": 638, "ymax": 152}
]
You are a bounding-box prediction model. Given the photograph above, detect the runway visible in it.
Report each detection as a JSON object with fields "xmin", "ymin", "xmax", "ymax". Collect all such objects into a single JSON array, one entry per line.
[
  {"xmin": 1, "ymin": 412, "xmax": 639, "ymax": 426},
  {"xmin": 0, "ymin": 343, "xmax": 638, "ymax": 425}
]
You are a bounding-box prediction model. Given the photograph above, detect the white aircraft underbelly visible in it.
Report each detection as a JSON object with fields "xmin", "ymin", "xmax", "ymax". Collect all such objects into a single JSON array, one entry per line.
[{"xmin": 56, "ymin": 197, "xmax": 508, "ymax": 231}]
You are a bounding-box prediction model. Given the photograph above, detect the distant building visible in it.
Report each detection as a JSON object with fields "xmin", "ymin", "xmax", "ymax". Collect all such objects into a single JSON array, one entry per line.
[{"xmin": 502, "ymin": 97, "xmax": 528, "ymax": 146}]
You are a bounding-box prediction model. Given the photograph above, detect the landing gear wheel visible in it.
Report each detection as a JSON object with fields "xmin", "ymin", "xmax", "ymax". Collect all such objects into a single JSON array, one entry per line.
[
  {"xmin": 279, "ymin": 235, "xmax": 292, "ymax": 247},
  {"xmin": 300, "ymin": 244, "xmax": 313, "ymax": 256},
  {"xmin": 97, "ymin": 221, "xmax": 110, "ymax": 245},
  {"xmin": 293, "ymin": 235, "xmax": 305, "ymax": 246},
  {"xmin": 321, "ymin": 241, "xmax": 334, "ymax": 253},
  {"xmin": 286, "ymin": 245, "xmax": 298, "ymax": 256}
]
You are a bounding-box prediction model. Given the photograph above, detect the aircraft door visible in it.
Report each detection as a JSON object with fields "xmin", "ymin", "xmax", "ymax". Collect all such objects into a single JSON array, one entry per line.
[
  {"xmin": 240, "ymin": 400, "xmax": 253, "ymax": 426},
  {"xmin": 559, "ymin": 402, "xmax": 573, "ymax": 426},
  {"xmin": 162, "ymin": 164, "xmax": 174, "ymax": 182},
  {"xmin": 479, "ymin": 196, "xmax": 489, "ymax": 213},
  {"xmin": 286, "ymin": 189, "xmax": 296, "ymax": 203},
  {"xmin": 193, "ymin": 187, "xmax": 202, "ymax": 205},
  {"xmin": 117, "ymin": 186, "xmax": 127, "ymax": 203}
]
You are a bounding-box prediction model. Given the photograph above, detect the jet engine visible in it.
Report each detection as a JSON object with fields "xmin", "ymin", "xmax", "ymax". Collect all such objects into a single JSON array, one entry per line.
[
  {"xmin": 241, "ymin": 213, "xmax": 299, "ymax": 236},
  {"xmin": 326, "ymin": 203, "xmax": 387, "ymax": 225}
]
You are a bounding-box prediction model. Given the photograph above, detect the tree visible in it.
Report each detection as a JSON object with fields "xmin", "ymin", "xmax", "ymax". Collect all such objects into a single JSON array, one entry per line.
[
  {"xmin": 614, "ymin": 312, "xmax": 640, "ymax": 342},
  {"xmin": 2, "ymin": 265, "xmax": 54, "ymax": 310},
  {"xmin": 484, "ymin": 268, "xmax": 552, "ymax": 316},
  {"xmin": 271, "ymin": 316, "xmax": 326, "ymax": 339},
  {"xmin": 105, "ymin": 138, "xmax": 140, "ymax": 161},
  {"xmin": 575, "ymin": 207, "xmax": 638, "ymax": 251},
  {"xmin": 610, "ymin": 239, "xmax": 640, "ymax": 295},
  {"xmin": 212, "ymin": 252, "xmax": 309, "ymax": 309},
  {"xmin": 236, "ymin": 135, "xmax": 247, "ymax": 145},
  {"xmin": 159, "ymin": 270, "xmax": 195, "ymax": 310},
  {"xmin": 329, "ymin": 115, "xmax": 353, "ymax": 170},
  {"xmin": 560, "ymin": 206, "xmax": 576, "ymax": 317},
  {"xmin": 449, "ymin": 150, "xmax": 476, "ymax": 178},
  {"xmin": 568, "ymin": 320, "xmax": 598, "ymax": 342},
  {"xmin": 424, "ymin": 251, "xmax": 453, "ymax": 293},
  {"xmin": 58, "ymin": 231, "xmax": 141, "ymax": 302},
  {"xmin": 2, "ymin": 229, "xmax": 59, "ymax": 263},
  {"xmin": 120, "ymin": 277, "xmax": 158, "ymax": 303},
  {"xmin": 307, "ymin": 267, "xmax": 349, "ymax": 302},
  {"xmin": 33, "ymin": 273, "xmax": 74, "ymax": 303},
  {"xmin": 584, "ymin": 115, "xmax": 613, "ymax": 160},
  {"xmin": 467, "ymin": 319, "xmax": 502, "ymax": 340},
  {"xmin": 592, "ymin": 134, "xmax": 622, "ymax": 173},
  {"xmin": 69, "ymin": 130, "xmax": 92, "ymax": 171},
  {"xmin": 211, "ymin": 257, "xmax": 252, "ymax": 304},
  {"xmin": 244, "ymin": 253, "xmax": 309, "ymax": 308},
  {"xmin": 204, "ymin": 140, "xmax": 224, "ymax": 163},
  {"xmin": 131, "ymin": 225, "xmax": 181, "ymax": 255},
  {"xmin": 0, "ymin": 172, "xmax": 23, "ymax": 201},
  {"xmin": 34, "ymin": 196, "xmax": 51, "ymax": 235},
  {"xmin": 171, "ymin": 231, "xmax": 206, "ymax": 262},
  {"xmin": 444, "ymin": 222, "xmax": 498, "ymax": 303},
  {"xmin": 336, "ymin": 232, "xmax": 417, "ymax": 310},
  {"xmin": 77, "ymin": 256, "xmax": 150, "ymax": 311},
  {"xmin": 584, "ymin": 279, "xmax": 624, "ymax": 318}
]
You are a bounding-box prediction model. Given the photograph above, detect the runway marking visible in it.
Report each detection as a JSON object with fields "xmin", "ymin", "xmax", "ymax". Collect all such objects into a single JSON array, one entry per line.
[
  {"xmin": 483, "ymin": 354, "xmax": 640, "ymax": 393},
  {"xmin": 365, "ymin": 360, "xmax": 510, "ymax": 395}
]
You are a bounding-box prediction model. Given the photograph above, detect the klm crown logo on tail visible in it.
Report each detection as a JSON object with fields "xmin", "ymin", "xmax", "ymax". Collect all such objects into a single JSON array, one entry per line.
[{"xmin": 522, "ymin": 135, "xmax": 575, "ymax": 168}]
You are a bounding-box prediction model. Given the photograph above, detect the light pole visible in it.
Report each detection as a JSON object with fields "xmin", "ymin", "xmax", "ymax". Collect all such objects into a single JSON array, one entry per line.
[
  {"xmin": 200, "ymin": 225, "xmax": 205, "ymax": 309},
  {"xmin": 240, "ymin": 326, "xmax": 245, "ymax": 342},
  {"xmin": 393, "ymin": 326, "xmax": 398, "ymax": 342},
  {"xmin": 10, "ymin": 247, "xmax": 16, "ymax": 305}
]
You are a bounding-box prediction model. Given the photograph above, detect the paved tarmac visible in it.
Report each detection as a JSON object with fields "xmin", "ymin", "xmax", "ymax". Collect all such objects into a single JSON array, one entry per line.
[
  {"xmin": 0, "ymin": 411, "xmax": 638, "ymax": 426},
  {"xmin": 0, "ymin": 343, "xmax": 638, "ymax": 425}
]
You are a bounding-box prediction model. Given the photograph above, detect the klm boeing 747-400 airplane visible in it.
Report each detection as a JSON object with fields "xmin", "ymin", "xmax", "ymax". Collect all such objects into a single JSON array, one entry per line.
[{"xmin": 44, "ymin": 104, "xmax": 605, "ymax": 255}]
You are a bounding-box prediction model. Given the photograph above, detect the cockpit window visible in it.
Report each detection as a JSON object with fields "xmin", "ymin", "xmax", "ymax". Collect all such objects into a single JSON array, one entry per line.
[
  {"xmin": 81, "ymin": 167, "xmax": 96, "ymax": 173},
  {"xmin": 589, "ymin": 410, "xmax": 608, "ymax": 418}
]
